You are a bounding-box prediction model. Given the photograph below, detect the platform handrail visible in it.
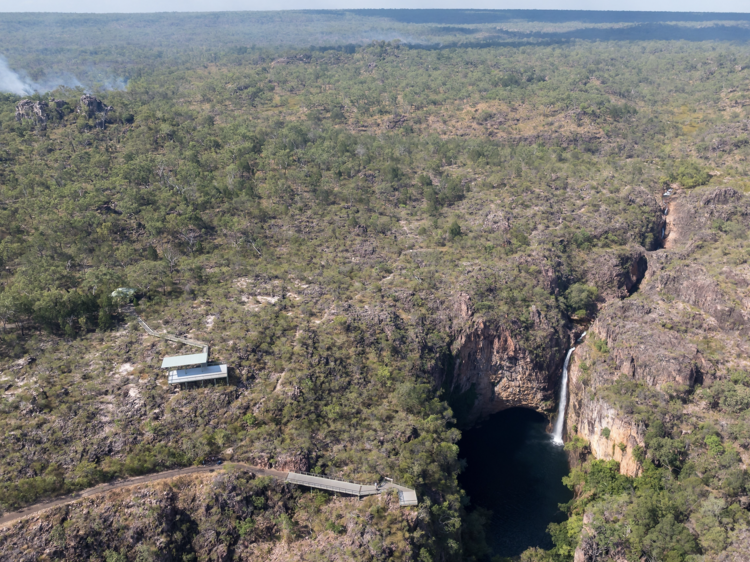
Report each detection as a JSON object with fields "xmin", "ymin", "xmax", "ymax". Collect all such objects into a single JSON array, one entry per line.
[
  {"xmin": 133, "ymin": 313, "xmax": 208, "ymax": 352},
  {"xmin": 285, "ymin": 471, "xmax": 417, "ymax": 505},
  {"xmin": 289, "ymin": 470, "xmax": 373, "ymax": 484}
]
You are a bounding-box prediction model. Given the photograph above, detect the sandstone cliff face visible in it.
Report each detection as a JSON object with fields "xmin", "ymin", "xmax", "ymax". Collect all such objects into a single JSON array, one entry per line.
[
  {"xmin": 652, "ymin": 263, "xmax": 748, "ymax": 332},
  {"xmin": 446, "ymin": 318, "xmax": 567, "ymax": 423},
  {"xmin": 565, "ymin": 292, "xmax": 715, "ymax": 477},
  {"xmin": 566, "ymin": 343, "xmax": 646, "ymax": 478},
  {"xmin": 444, "ymin": 244, "xmax": 651, "ymax": 426},
  {"xmin": 589, "ymin": 300, "xmax": 711, "ymax": 388},
  {"xmin": 567, "ymin": 185, "xmax": 750, "ymax": 483}
]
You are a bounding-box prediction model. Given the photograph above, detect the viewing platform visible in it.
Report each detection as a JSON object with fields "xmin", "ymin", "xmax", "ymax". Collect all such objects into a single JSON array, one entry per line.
[
  {"xmin": 285, "ymin": 471, "xmax": 418, "ymax": 507},
  {"xmin": 133, "ymin": 313, "xmax": 228, "ymax": 387}
]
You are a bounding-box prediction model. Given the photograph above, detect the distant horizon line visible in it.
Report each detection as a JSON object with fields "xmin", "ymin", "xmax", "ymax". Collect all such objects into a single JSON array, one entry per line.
[{"xmin": 2, "ymin": 8, "xmax": 750, "ymax": 15}]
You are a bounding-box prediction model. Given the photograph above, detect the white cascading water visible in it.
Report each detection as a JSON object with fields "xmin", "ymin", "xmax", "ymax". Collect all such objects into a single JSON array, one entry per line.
[{"xmin": 551, "ymin": 347, "xmax": 575, "ymax": 446}]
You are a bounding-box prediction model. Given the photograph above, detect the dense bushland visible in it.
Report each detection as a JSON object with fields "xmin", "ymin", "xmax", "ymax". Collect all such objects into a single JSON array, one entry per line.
[{"xmin": 2, "ymin": 33, "xmax": 750, "ymax": 562}]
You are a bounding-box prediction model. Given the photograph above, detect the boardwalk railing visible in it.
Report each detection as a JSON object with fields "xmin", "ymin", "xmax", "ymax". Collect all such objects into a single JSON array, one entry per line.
[
  {"xmin": 134, "ymin": 313, "xmax": 209, "ymax": 353},
  {"xmin": 285, "ymin": 471, "xmax": 418, "ymax": 507},
  {"xmin": 288, "ymin": 470, "xmax": 378, "ymax": 487}
]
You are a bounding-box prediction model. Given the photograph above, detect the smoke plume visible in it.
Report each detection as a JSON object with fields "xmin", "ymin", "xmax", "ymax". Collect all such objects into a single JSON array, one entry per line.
[
  {"xmin": 0, "ymin": 57, "xmax": 36, "ymax": 95},
  {"xmin": 0, "ymin": 56, "xmax": 126, "ymax": 96}
]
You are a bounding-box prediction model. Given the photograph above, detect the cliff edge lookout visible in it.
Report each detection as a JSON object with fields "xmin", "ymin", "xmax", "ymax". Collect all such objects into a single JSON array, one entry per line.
[
  {"xmin": 285, "ymin": 472, "xmax": 418, "ymax": 507},
  {"xmin": 134, "ymin": 313, "xmax": 228, "ymax": 388}
]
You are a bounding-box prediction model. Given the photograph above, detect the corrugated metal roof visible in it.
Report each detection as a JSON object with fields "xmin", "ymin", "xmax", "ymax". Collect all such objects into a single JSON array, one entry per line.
[
  {"xmin": 167, "ymin": 364, "xmax": 227, "ymax": 384},
  {"xmin": 161, "ymin": 352, "xmax": 208, "ymax": 369}
]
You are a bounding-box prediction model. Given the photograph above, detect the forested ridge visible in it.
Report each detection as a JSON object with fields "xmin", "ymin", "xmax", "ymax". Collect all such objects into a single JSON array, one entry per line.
[{"xmin": 2, "ymin": 15, "xmax": 750, "ymax": 561}]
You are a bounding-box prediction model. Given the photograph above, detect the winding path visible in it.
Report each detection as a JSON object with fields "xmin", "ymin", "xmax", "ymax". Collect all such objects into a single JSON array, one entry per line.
[
  {"xmin": 0, "ymin": 463, "xmax": 418, "ymax": 528},
  {"xmin": 0, "ymin": 463, "xmax": 288, "ymax": 529}
]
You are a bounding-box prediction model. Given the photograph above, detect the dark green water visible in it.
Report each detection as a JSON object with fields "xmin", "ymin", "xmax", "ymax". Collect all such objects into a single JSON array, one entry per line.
[{"xmin": 458, "ymin": 408, "xmax": 573, "ymax": 558}]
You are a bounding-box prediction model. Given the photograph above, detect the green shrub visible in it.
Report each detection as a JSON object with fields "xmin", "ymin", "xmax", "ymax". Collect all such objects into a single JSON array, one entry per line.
[
  {"xmin": 663, "ymin": 160, "xmax": 711, "ymax": 188},
  {"xmin": 591, "ymin": 335, "xmax": 609, "ymax": 354},
  {"xmin": 448, "ymin": 220, "xmax": 462, "ymax": 240},
  {"xmin": 236, "ymin": 517, "xmax": 255, "ymax": 537},
  {"xmin": 705, "ymin": 435, "xmax": 724, "ymax": 457},
  {"xmin": 565, "ymin": 284, "xmax": 598, "ymax": 318},
  {"xmin": 105, "ymin": 551, "xmax": 128, "ymax": 562}
]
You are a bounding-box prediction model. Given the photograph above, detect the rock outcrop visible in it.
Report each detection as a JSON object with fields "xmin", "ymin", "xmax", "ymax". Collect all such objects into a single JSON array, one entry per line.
[
  {"xmin": 15, "ymin": 99, "xmax": 49, "ymax": 123},
  {"xmin": 77, "ymin": 94, "xmax": 113, "ymax": 128},
  {"xmin": 77, "ymin": 94, "xmax": 112, "ymax": 117},
  {"xmin": 567, "ymin": 185, "xmax": 750, "ymax": 479},
  {"xmin": 15, "ymin": 98, "xmax": 67, "ymax": 126},
  {"xmin": 584, "ymin": 246, "xmax": 648, "ymax": 301},
  {"xmin": 591, "ymin": 300, "xmax": 711, "ymax": 388},
  {"xmin": 652, "ymin": 264, "xmax": 748, "ymax": 332},
  {"xmin": 15, "ymin": 98, "xmax": 65, "ymax": 124},
  {"xmin": 14, "ymin": 95, "xmax": 113, "ymax": 129}
]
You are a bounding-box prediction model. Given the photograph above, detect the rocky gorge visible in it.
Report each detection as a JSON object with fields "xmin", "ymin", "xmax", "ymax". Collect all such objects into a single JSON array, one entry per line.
[
  {"xmin": 447, "ymin": 184, "xmax": 750, "ymax": 470},
  {"xmin": 436, "ymin": 183, "xmax": 750, "ymax": 561}
]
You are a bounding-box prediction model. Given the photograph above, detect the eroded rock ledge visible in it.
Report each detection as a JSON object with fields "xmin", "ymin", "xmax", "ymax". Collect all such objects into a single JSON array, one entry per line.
[
  {"xmin": 443, "ymin": 243, "xmax": 651, "ymax": 426},
  {"xmin": 568, "ymin": 186, "xmax": 750, "ymax": 480}
]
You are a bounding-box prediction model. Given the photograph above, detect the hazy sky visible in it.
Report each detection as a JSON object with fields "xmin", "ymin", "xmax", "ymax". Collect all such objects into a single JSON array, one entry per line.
[{"xmin": 2, "ymin": 1, "xmax": 749, "ymax": 13}]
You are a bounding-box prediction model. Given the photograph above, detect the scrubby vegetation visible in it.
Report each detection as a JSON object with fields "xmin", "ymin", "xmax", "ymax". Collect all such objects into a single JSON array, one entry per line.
[{"xmin": 3, "ymin": 9, "xmax": 750, "ymax": 562}]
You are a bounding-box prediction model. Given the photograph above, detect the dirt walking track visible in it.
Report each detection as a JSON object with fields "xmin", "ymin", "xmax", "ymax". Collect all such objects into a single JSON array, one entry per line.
[{"xmin": 0, "ymin": 463, "xmax": 289, "ymax": 528}]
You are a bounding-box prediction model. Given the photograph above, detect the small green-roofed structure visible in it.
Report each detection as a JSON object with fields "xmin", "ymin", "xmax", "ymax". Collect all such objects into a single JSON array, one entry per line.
[
  {"xmin": 161, "ymin": 352, "xmax": 208, "ymax": 369},
  {"xmin": 111, "ymin": 287, "xmax": 136, "ymax": 302}
]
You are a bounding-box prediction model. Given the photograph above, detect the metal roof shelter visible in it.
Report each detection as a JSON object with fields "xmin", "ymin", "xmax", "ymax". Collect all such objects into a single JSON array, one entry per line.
[
  {"xmin": 132, "ymin": 314, "xmax": 228, "ymax": 387},
  {"xmin": 161, "ymin": 352, "xmax": 208, "ymax": 369},
  {"xmin": 161, "ymin": 352, "xmax": 228, "ymax": 387},
  {"xmin": 168, "ymin": 364, "xmax": 227, "ymax": 385}
]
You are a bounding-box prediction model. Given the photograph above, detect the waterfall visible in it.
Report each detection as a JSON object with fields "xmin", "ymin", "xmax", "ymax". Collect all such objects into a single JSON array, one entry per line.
[{"xmin": 551, "ymin": 347, "xmax": 575, "ymax": 446}]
